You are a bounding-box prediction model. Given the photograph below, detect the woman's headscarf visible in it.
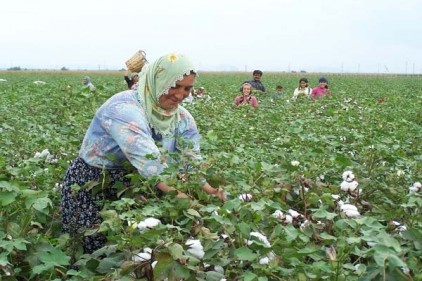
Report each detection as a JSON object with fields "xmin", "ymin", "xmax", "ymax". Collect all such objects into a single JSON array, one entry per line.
[
  {"xmin": 138, "ymin": 53, "xmax": 196, "ymax": 136},
  {"xmin": 83, "ymin": 76, "xmax": 91, "ymax": 85}
]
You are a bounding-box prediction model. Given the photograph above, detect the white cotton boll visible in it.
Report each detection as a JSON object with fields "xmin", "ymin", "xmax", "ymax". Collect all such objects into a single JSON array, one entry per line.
[
  {"xmin": 340, "ymin": 180, "xmax": 358, "ymax": 192},
  {"xmin": 238, "ymin": 193, "xmax": 253, "ymax": 202},
  {"xmin": 293, "ymin": 187, "xmax": 308, "ymax": 195},
  {"xmin": 300, "ymin": 220, "xmax": 311, "ymax": 231},
  {"xmin": 132, "ymin": 250, "xmax": 152, "ymax": 262},
  {"xmin": 331, "ymin": 194, "xmax": 341, "ymax": 201},
  {"xmin": 414, "ymin": 182, "xmax": 421, "ymax": 189},
  {"xmin": 137, "ymin": 217, "xmax": 161, "ymax": 230},
  {"xmin": 186, "ymin": 239, "xmax": 205, "ymax": 259},
  {"xmin": 409, "ymin": 186, "xmax": 419, "ymax": 193},
  {"xmin": 291, "ymin": 160, "xmax": 300, "ymax": 166},
  {"xmin": 259, "ymin": 256, "xmax": 270, "ymax": 264},
  {"xmin": 284, "ymin": 214, "xmax": 293, "ymax": 224},
  {"xmin": 397, "ymin": 170, "xmax": 405, "ymax": 177},
  {"xmin": 33, "ymin": 80, "xmax": 46, "ymax": 85},
  {"xmin": 272, "ymin": 210, "xmax": 285, "ymax": 220},
  {"xmin": 342, "ymin": 170, "xmax": 355, "ymax": 182},
  {"xmin": 340, "ymin": 204, "xmax": 358, "ymax": 212},
  {"xmin": 343, "ymin": 209, "xmax": 360, "ymax": 218},
  {"xmin": 288, "ymin": 209, "xmax": 301, "ymax": 218},
  {"xmin": 151, "ymin": 261, "xmax": 158, "ymax": 268},
  {"xmin": 248, "ymin": 232, "xmax": 271, "ymax": 248},
  {"xmin": 390, "ymin": 221, "xmax": 401, "ymax": 226},
  {"xmin": 34, "ymin": 149, "xmax": 51, "ymax": 159},
  {"xmin": 396, "ymin": 225, "xmax": 407, "ymax": 232},
  {"xmin": 0, "ymin": 78, "xmax": 7, "ymax": 82}
]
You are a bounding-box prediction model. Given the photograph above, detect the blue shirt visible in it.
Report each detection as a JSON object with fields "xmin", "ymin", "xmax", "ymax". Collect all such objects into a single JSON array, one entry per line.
[{"xmin": 79, "ymin": 90, "xmax": 201, "ymax": 178}]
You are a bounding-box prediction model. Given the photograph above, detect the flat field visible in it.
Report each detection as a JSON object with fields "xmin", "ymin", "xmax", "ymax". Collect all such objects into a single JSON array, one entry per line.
[{"xmin": 0, "ymin": 71, "xmax": 421, "ymax": 280}]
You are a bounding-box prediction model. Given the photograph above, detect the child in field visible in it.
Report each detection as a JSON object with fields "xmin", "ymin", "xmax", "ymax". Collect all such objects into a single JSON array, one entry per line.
[
  {"xmin": 310, "ymin": 77, "xmax": 331, "ymax": 99},
  {"xmin": 271, "ymin": 85, "xmax": 285, "ymax": 101},
  {"xmin": 234, "ymin": 82, "xmax": 259, "ymax": 108},
  {"xmin": 292, "ymin": 78, "xmax": 311, "ymax": 100}
]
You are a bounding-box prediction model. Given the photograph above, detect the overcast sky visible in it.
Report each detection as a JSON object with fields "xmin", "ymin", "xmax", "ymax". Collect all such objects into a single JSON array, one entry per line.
[{"xmin": 1, "ymin": 0, "xmax": 421, "ymax": 73}]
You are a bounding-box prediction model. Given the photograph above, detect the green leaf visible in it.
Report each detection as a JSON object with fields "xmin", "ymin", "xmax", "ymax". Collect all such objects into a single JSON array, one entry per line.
[
  {"xmin": 32, "ymin": 247, "xmax": 70, "ymax": 274},
  {"xmin": 234, "ymin": 247, "xmax": 258, "ymax": 261},
  {"xmin": 168, "ymin": 243, "xmax": 184, "ymax": 260},
  {"xmin": 242, "ymin": 271, "xmax": 258, "ymax": 281},
  {"xmin": 0, "ymin": 190, "xmax": 18, "ymax": 206},
  {"xmin": 185, "ymin": 208, "xmax": 201, "ymax": 218}
]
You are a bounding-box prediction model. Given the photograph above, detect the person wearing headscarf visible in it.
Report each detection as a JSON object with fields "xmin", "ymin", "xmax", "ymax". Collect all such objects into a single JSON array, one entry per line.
[
  {"xmin": 310, "ymin": 77, "xmax": 331, "ymax": 99},
  {"xmin": 124, "ymin": 70, "xmax": 139, "ymax": 89},
  {"xmin": 82, "ymin": 76, "xmax": 95, "ymax": 91},
  {"xmin": 61, "ymin": 53, "xmax": 227, "ymax": 254}
]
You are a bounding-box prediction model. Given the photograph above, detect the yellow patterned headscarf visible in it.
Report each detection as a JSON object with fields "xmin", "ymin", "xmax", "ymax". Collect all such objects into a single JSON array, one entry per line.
[{"xmin": 138, "ymin": 53, "xmax": 196, "ymax": 136}]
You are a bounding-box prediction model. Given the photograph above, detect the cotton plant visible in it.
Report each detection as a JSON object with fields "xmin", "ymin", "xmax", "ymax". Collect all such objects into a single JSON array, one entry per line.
[{"xmin": 137, "ymin": 217, "xmax": 161, "ymax": 231}]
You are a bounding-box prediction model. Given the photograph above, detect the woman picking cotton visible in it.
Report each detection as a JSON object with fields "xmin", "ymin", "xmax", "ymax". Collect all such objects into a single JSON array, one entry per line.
[
  {"xmin": 61, "ymin": 53, "xmax": 226, "ymax": 254},
  {"xmin": 234, "ymin": 82, "xmax": 259, "ymax": 108}
]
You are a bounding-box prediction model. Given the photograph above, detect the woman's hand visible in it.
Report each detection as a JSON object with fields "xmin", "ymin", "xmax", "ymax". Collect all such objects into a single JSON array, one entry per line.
[
  {"xmin": 214, "ymin": 188, "xmax": 227, "ymax": 202},
  {"xmin": 176, "ymin": 191, "xmax": 190, "ymax": 199}
]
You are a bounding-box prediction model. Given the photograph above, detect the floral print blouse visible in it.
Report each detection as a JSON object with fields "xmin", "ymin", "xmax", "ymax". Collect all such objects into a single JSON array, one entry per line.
[{"xmin": 79, "ymin": 90, "xmax": 201, "ymax": 178}]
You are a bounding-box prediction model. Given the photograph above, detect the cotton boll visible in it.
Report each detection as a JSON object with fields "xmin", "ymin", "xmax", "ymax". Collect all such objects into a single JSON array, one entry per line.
[
  {"xmin": 343, "ymin": 209, "xmax": 360, "ymax": 218},
  {"xmin": 342, "ymin": 170, "xmax": 355, "ymax": 182},
  {"xmin": 132, "ymin": 252, "xmax": 151, "ymax": 262},
  {"xmin": 247, "ymin": 232, "xmax": 271, "ymax": 248},
  {"xmin": 186, "ymin": 239, "xmax": 205, "ymax": 259},
  {"xmin": 331, "ymin": 194, "xmax": 341, "ymax": 201},
  {"xmin": 396, "ymin": 225, "xmax": 407, "ymax": 232},
  {"xmin": 238, "ymin": 193, "xmax": 253, "ymax": 202},
  {"xmin": 409, "ymin": 186, "xmax": 419, "ymax": 193},
  {"xmin": 137, "ymin": 217, "xmax": 161, "ymax": 230},
  {"xmin": 409, "ymin": 182, "xmax": 421, "ymax": 193},
  {"xmin": 287, "ymin": 209, "xmax": 301, "ymax": 218},
  {"xmin": 272, "ymin": 210, "xmax": 285, "ymax": 220},
  {"xmin": 259, "ymin": 256, "xmax": 270, "ymax": 264},
  {"xmin": 340, "ymin": 180, "xmax": 358, "ymax": 192},
  {"xmin": 340, "ymin": 204, "xmax": 358, "ymax": 212},
  {"xmin": 284, "ymin": 214, "xmax": 293, "ymax": 224},
  {"xmin": 291, "ymin": 160, "xmax": 300, "ymax": 166}
]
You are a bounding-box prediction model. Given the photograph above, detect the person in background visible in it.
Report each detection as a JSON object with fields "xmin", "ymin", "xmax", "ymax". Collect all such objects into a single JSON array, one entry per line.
[
  {"xmin": 311, "ymin": 77, "xmax": 331, "ymax": 99},
  {"xmin": 243, "ymin": 70, "xmax": 266, "ymax": 93},
  {"xmin": 292, "ymin": 78, "xmax": 311, "ymax": 100},
  {"xmin": 234, "ymin": 82, "xmax": 259, "ymax": 108},
  {"xmin": 124, "ymin": 70, "xmax": 139, "ymax": 90},
  {"xmin": 193, "ymin": 86, "xmax": 206, "ymax": 98},
  {"xmin": 82, "ymin": 76, "xmax": 95, "ymax": 91},
  {"xmin": 61, "ymin": 53, "xmax": 227, "ymax": 254},
  {"xmin": 271, "ymin": 85, "xmax": 285, "ymax": 101}
]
